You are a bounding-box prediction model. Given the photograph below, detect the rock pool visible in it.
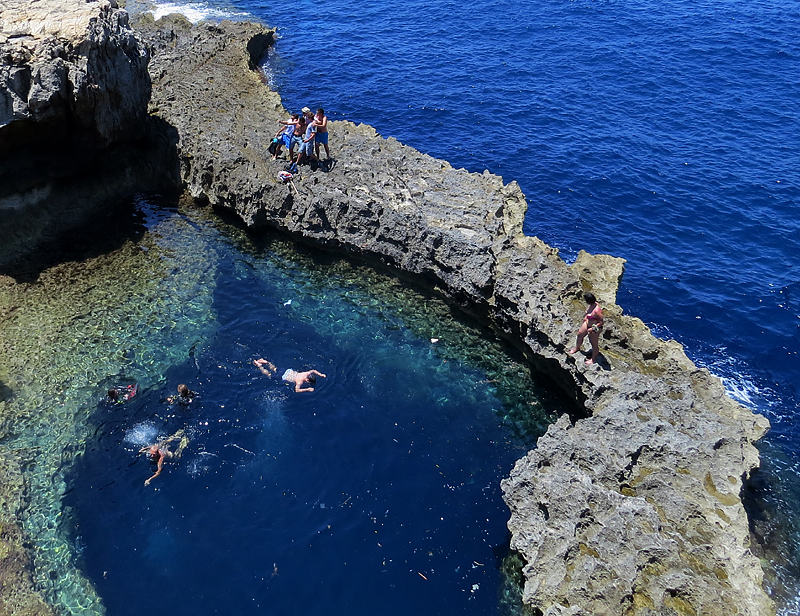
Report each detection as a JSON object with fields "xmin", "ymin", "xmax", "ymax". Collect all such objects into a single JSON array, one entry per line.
[{"xmin": 0, "ymin": 195, "xmax": 566, "ymax": 615}]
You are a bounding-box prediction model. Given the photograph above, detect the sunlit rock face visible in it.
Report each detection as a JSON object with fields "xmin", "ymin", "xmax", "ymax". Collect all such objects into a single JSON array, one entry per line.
[
  {"xmin": 0, "ymin": 0, "xmax": 156, "ymax": 270},
  {"xmin": 0, "ymin": 7, "xmax": 776, "ymax": 616},
  {"xmin": 135, "ymin": 18, "xmax": 773, "ymax": 616},
  {"xmin": 0, "ymin": 0, "xmax": 150, "ymax": 143}
]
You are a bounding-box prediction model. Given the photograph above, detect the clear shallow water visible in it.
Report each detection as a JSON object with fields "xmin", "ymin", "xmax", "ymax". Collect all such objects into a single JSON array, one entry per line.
[{"xmin": 1, "ymin": 197, "xmax": 563, "ymax": 614}]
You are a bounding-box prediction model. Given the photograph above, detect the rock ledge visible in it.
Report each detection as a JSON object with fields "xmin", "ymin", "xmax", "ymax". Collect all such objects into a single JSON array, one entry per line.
[{"xmin": 0, "ymin": 6, "xmax": 775, "ymax": 615}]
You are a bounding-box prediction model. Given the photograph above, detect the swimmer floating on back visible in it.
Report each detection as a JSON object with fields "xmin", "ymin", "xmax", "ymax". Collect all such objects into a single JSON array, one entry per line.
[
  {"xmin": 254, "ymin": 358, "xmax": 326, "ymax": 393},
  {"xmin": 140, "ymin": 429, "xmax": 189, "ymax": 486}
]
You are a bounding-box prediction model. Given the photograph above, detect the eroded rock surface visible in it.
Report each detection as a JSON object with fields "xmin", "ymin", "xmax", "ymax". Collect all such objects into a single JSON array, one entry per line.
[
  {"xmin": 0, "ymin": 0, "xmax": 149, "ymax": 142},
  {"xmin": 135, "ymin": 17, "xmax": 774, "ymax": 616},
  {"xmin": 0, "ymin": 0, "xmax": 157, "ymax": 271},
  {"xmin": 0, "ymin": 8, "xmax": 775, "ymax": 615}
]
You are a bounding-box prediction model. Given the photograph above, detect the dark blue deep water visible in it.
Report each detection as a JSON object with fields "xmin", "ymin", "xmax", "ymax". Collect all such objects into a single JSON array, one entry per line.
[
  {"xmin": 83, "ymin": 0, "xmax": 800, "ymax": 611},
  {"xmin": 59, "ymin": 200, "xmax": 559, "ymax": 615}
]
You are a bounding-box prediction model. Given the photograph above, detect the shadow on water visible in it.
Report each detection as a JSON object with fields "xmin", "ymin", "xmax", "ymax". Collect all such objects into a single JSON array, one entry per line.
[
  {"xmin": 0, "ymin": 116, "xmax": 182, "ymax": 283},
  {"xmin": 0, "ymin": 198, "xmax": 149, "ymax": 284},
  {"xmin": 0, "ymin": 379, "xmax": 11, "ymax": 403}
]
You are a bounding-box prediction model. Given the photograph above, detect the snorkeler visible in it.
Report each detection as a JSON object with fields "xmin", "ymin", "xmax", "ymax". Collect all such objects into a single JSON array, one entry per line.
[
  {"xmin": 140, "ymin": 429, "xmax": 189, "ymax": 486},
  {"xmin": 166, "ymin": 383, "xmax": 197, "ymax": 406},
  {"xmin": 253, "ymin": 358, "xmax": 326, "ymax": 393},
  {"xmin": 106, "ymin": 383, "xmax": 138, "ymax": 404}
]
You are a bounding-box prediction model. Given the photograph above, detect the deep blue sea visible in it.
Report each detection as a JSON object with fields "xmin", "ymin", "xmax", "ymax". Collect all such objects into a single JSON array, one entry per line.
[{"xmin": 80, "ymin": 0, "xmax": 800, "ymax": 611}]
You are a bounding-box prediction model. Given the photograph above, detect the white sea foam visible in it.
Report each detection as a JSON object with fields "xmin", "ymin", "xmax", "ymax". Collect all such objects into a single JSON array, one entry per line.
[
  {"xmin": 123, "ymin": 421, "xmax": 160, "ymax": 447},
  {"xmin": 148, "ymin": 0, "xmax": 250, "ymax": 24},
  {"xmin": 701, "ymin": 354, "xmax": 789, "ymax": 425},
  {"xmin": 719, "ymin": 374, "xmax": 759, "ymax": 408}
]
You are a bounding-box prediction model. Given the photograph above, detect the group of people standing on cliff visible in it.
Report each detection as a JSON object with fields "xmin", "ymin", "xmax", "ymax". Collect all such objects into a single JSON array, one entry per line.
[{"xmin": 271, "ymin": 106, "xmax": 329, "ymax": 167}]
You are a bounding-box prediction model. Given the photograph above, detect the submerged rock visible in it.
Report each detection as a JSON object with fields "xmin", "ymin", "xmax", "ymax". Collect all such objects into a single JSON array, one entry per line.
[{"xmin": 0, "ymin": 452, "xmax": 56, "ymax": 616}]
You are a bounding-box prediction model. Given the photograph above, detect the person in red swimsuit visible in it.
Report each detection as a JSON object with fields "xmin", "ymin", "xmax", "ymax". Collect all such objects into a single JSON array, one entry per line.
[{"xmin": 568, "ymin": 292, "xmax": 604, "ymax": 365}]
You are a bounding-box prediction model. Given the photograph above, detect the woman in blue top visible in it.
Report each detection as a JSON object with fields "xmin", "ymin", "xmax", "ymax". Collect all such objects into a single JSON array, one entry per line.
[{"xmin": 272, "ymin": 113, "xmax": 299, "ymax": 160}]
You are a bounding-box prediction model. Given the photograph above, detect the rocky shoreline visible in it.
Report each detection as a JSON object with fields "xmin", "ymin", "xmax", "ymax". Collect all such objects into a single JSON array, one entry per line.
[{"xmin": 0, "ymin": 2, "xmax": 775, "ymax": 615}]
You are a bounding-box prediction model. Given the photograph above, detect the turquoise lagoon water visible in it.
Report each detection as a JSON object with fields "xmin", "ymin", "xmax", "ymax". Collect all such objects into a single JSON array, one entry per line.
[{"xmin": 0, "ymin": 196, "xmax": 564, "ymax": 614}]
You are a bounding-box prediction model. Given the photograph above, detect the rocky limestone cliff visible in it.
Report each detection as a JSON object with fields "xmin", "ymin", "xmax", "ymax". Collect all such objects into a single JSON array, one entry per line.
[
  {"xmin": 0, "ymin": 0, "xmax": 149, "ymax": 143},
  {"xmin": 0, "ymin": 6, "xmax": 776, "ymax": 614},
  {"xmin": 134, "ymin": 17, "xmax": 774, "ymax": 616},
  {"xmin": 0, "ymin": 0, "xmax": 162, "ymax": 273}
]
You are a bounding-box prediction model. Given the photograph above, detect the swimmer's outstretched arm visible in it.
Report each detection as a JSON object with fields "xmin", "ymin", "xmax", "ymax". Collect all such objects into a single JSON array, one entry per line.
[
  {"xmin": 144, "ymin": 455, "xmax": 165, "ymax": 486},
  {"xmin": 310, "ymin": 370, "xmax": 327, "ymax": 378}
]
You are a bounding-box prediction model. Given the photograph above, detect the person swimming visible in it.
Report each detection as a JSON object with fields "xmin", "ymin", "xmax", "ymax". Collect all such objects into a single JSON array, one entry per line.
[
  {"xmin": 254, "ymin": 358, "xmax": 326, "ymax": 393},
  {"xmin": 106, "ymin": 383, "xmax": 138, "ymax": 404},
  {"xmin": 167, "ymin": 383, "xmax": 197, "ymax": 406},
  {"xmin": 140, "ymin": 429, "xmax": 189, "ymax": 486},
  {"xmin": 281, "ymin": 368, "xmax": 326, "ymax": 393},
  {"xmin": 253, "ymin": 358, "xmax": 277, "ymax": 376}
]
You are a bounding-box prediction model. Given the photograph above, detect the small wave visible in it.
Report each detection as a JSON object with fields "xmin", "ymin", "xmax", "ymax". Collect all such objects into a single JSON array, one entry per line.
[
  {"xmin": 149, "ymin": 0, "xmax": 250, "ymax": 23},
  {"xmin": 123, "ymin": 421, "xmax": 160, "ymax": 447},
  {"xmin": 186, "ymin": 457, "xmax": 212, "ymax": 477},
  {"xmin": 258, "ymin": 44, "xmax": 287, "ymax": 93},
  {"xmin": 719, "ymin": 374, "xmax": 758, "ymax": 408},
  {"xmin": 696, "ymin": 351, "xmax": 765, "ymax": 411}
]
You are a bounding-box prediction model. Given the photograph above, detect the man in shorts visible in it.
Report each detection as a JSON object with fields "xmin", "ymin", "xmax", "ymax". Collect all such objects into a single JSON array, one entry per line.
[
  {"xmin": 254, "ymin": 358, "xmax": 326, "ymax": 393},
  {"xmin": 313, "ymin": 108, "xmax": 329, "ymax": 159}
]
